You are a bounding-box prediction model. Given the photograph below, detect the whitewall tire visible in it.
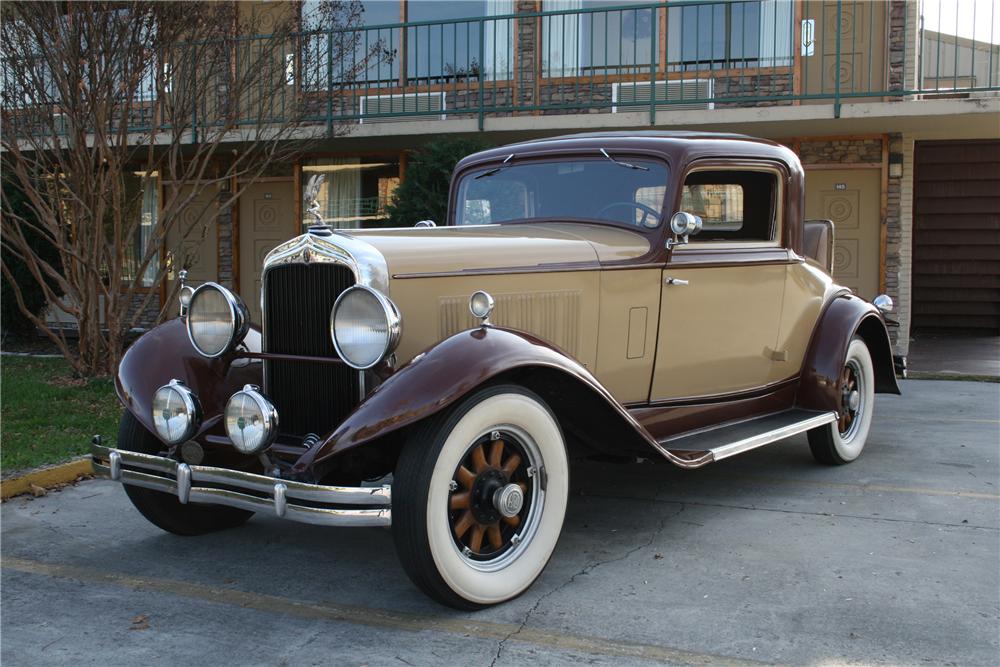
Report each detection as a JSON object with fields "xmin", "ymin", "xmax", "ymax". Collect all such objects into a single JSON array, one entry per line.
[
  {"xmin": 392, "ymin": 384, "xmax": 569, "ymax": 609},
  {"xmin": 808, "ymin": 337, "xmax": 876, "ymax": 465}
]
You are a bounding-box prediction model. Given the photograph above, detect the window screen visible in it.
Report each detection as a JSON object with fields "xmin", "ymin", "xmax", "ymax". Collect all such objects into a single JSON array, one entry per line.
[{"xmin": 680, "ymin": 170, "xmax": 777, "ymax": 242}]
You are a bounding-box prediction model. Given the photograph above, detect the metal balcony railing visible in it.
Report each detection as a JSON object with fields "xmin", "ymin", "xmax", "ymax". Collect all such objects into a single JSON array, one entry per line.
[{"xmin": 5, "ymin": 0, "xmax": 998, "ymax": 137}]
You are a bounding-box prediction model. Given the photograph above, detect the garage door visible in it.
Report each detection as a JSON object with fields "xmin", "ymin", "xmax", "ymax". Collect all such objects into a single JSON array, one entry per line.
[{"xmin": 913, "ymin": 140, "xmax": 1000, "ymax": 333}]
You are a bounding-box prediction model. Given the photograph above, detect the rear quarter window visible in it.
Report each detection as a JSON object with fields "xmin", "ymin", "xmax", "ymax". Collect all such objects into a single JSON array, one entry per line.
[{"xmin": 681, "ymin": 170, "xmax": 777, "ymax": 242}]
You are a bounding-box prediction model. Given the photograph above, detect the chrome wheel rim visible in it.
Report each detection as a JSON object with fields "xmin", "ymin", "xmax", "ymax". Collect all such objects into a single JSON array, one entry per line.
[{"xmin": 447, "ymin": 425, "xmax": 543, "ymax": 572}]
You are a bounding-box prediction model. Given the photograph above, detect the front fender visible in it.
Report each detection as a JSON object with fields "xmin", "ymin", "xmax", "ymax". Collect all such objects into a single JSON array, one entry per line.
[
  {"xmin": 116, "ymin": 318, "xmax": 263, "ymax": 442},
  {"xmin": 301, "ymin": 326, "xmax": 697, "ymax": 472},
  {"xmin": 797, "ymin": 293, "xmax": 901, "ymax": 414}
]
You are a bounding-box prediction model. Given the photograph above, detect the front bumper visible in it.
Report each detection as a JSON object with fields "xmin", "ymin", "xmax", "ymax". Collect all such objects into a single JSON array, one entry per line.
[{"xmin": 90, "ymin": 437, "xmax": 391, "ymax": 527}]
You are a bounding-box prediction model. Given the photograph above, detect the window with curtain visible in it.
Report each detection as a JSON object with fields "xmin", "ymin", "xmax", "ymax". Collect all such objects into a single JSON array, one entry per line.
[
  {"xmin": 123, "ymin": 173, "xmax": 159, "ymax": 287},
  {"xmin": 543, "ymin": 0, "xmax": 657, "ymax": 77},
  {"xmin": 540, "ymin": 0, "xmax": 793, "ymax": 78},
  {"xmin": 666, "ymin": 0, "xmax": 793, "ymax": 71},
  {"xmin": 302, "ymin": 156, "xmax": 400, "ymax": 229},
  {"xmin": 300, "ymin": 1, "xmax": 513, "ymax": 87}
]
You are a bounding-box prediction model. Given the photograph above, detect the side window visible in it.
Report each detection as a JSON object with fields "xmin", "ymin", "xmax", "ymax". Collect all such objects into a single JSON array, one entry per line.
[{"xmin": 681, "ymin": 170, "xmax": 778, "ymax": 242}]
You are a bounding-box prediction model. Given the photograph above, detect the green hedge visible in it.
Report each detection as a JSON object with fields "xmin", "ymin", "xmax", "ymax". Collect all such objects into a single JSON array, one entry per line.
[{"xmin": 386, "ymin": 136, "xmax": 492, "ymax": 228}]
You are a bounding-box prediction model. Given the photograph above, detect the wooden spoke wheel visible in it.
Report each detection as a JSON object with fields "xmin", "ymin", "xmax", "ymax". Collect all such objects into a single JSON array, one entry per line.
[
  {"xmin": 449, "ymin": 431, "xmax": 534, "ymax": 562},
  {"xmin": 391, "ymin": 385, "xmax": 568, "ymax": 609},
  {"xmin": 838, "ymin": 361, "xmax": 862, "ymax": 438},
  {"xmin": 808, "ymin": 337, "xmax": 875, "ymax": 466}
]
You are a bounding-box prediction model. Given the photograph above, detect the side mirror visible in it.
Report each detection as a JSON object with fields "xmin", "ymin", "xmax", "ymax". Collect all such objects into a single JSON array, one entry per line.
[
  {"xmin": 667, "ymin": 211, "xmax": 703, "ymax": 250},
  {"xmin": 414, "ymin": 220, "xmax": 436, "ymax": 228}
]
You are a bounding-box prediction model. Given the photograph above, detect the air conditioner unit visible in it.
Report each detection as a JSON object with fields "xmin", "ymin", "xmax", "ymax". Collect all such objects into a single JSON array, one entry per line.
[
  {"xmin": 611, "ymin": 79, "xmax": 714, "ymax": 113},
  {"xmin": 358, "ymin": 92, "xmax": 447, "ymax": 124}
]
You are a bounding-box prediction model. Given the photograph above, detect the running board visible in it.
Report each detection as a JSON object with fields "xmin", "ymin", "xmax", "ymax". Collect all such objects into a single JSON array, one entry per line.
[{"xmin": 659, "ymin": 409, "xmax": 837, "ymax": 464}]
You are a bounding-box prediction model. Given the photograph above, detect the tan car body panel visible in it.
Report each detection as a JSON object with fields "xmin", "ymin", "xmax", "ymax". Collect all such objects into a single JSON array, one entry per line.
[
  {"xmin": 389, "ymin": 271, "xmax": 602, "ymax": 372},
  {"xmin": 652, "ymin": 263, "xmax": 785, "ymax": 399},
  {"xmin": 346, "ymin": 224, "xmax": 597, "ymax": 276},
  {"xmin": 349, "ymin": 222, "xmax": 657, "ymax": 402},
  {"xmin": 772, "ymin": 260, "xmax": 841, "ymax": 383}
]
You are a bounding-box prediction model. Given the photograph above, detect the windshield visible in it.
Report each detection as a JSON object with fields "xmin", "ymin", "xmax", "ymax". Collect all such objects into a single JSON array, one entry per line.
[{"xmin": 454, "ymin": 158, "xmax": 669, "ymax": 228}]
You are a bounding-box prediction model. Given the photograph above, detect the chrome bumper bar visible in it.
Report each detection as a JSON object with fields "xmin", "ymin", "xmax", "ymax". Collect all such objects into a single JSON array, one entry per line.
[{"xmin": 90, "ymin": 437, "xmax": 391, "ymax": 527}]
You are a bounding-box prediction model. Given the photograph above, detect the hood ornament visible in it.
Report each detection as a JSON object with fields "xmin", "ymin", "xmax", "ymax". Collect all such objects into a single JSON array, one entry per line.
[{"xmin": 303, "ymin": 173, "xmax": 326, "ymax": 227}]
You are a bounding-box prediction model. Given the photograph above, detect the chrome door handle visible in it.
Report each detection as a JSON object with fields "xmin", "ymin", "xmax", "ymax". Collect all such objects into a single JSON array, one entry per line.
[{"xmin": 665, "ymin": 277, "xmax": 689, "ymax": 286}]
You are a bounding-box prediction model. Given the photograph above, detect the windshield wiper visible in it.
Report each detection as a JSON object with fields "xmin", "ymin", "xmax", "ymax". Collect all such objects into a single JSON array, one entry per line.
[
  {"xmin": 600, "ymin": 148, "xmax": 649, "ymax": 171},
  {"xmin": 475, "ymin": 153, "xmax": 515, "ymax": 179}
]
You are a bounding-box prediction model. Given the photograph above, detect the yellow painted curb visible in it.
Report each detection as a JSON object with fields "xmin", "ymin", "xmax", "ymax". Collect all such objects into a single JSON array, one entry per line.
[{"xmin": 1, "ymin": 457, "xmax": 93, "ymax": 500}]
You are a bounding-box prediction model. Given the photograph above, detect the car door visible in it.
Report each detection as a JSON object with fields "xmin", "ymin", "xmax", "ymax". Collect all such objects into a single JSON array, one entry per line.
[{"xmin": 650, "ymin": 164, "xmax": 788, "ymax": 401}]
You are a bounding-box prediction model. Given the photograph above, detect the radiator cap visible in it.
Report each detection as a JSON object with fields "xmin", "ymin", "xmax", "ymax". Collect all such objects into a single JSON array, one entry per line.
[{"xmin": 307, "ymin": 224, "xmax": 333, "ymax": 237}]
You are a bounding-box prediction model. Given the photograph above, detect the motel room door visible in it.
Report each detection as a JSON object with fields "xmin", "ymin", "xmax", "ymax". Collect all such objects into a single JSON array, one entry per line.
[
  {"xmin": 238, "ymin": 179, "xmax": 297, "ymax": 323},
  {"xmin": 804, "ymin": 169, "xmax": 881, "ymax": 299}
]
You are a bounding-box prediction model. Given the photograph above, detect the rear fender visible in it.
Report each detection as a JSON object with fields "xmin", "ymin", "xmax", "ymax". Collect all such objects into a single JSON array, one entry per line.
[
  {"xmin": 116, "ymin": 318, "xmax": 263, "ymax": 442},
  {"xmin": 798, "ymin": 293, "xmax": 901, "ymax": 413},
  {"xmin": 300, "ymin": 327, "xmax": 697, "ymax": 474}
]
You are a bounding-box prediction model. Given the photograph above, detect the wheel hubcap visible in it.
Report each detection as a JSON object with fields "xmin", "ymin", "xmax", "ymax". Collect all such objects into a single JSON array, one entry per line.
[
  {"xmin": 448, "ymin": 430, "xmax": 534, "ymax": 563},
  {"xmin": 493, "ymin": 484, "xmax": 524, "ymax": 518}
]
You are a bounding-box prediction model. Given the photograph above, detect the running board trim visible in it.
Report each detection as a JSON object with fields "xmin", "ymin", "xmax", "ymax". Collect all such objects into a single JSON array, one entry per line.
[{"xmin": 659, "ymin": 410, "xmax": 838, "ymax": 465}]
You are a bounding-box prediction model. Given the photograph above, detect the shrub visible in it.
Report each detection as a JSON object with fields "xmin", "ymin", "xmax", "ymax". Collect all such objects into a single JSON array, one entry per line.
[{"xmin": 387, "ymin": 136, "xmax": 492, "ymax": 227}]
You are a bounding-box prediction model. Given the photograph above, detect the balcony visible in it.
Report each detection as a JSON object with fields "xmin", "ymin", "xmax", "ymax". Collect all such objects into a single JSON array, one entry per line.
[{"xmin": 6, "ymin": 1, "xmax": 999, "ymax": 137}]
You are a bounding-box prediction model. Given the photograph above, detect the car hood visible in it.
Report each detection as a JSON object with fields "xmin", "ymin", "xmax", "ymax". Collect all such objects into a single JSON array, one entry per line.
[{"xmin": 341, "ymin": 223, "xmax": 652, "ymax": 277}]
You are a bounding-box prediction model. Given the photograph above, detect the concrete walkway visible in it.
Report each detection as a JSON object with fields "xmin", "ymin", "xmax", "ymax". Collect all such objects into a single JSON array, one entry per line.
[
  {"xmin": 908, "ymin": 333, "xmax": 1000, "ymax": 378},
  {"xmin": 2, "ymin": 380, "xmax": 998, "ymax": 666}
]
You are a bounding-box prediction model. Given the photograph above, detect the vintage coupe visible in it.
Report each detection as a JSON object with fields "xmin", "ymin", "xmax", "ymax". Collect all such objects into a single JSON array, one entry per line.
[{"xmin": 92, "ymin": 132, "xmax": 900, "ymax": 609}]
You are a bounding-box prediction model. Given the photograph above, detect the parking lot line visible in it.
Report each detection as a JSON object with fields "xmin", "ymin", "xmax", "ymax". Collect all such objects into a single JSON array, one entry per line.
[{"xmin": 1, "ymin": 555, "xmax": 770, "ymax": 667}]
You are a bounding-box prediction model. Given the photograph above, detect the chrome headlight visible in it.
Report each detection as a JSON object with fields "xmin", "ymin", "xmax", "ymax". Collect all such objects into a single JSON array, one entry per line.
[
  {"xmin": 224, "ymin": 385, "xmax": 278, "ymax": 455},
  {"xmin": 330, "ymin": 286, "xmax": 401, "ymax": 370},
  {"xmin": 185, "ymin": 283, "xmax": 249, "ymax": 358},
  {"xmin": 151, "ymin": 379, "xmax": 201, "ymax": 444}
]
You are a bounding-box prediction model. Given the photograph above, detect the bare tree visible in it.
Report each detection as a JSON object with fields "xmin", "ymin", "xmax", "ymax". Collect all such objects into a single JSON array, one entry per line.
[{"xmin": 1, "ymin": 0, "xmax": 372, "ymax": 376}]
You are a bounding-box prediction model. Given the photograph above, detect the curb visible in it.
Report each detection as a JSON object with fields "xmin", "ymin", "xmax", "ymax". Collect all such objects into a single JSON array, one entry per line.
[
  {"xmin": 907, "ymin": 371, "xmax": 999, "ymax": 383},
  {"xmin": 1, "ymin": 457, "xmax": 93, "ymax": 500}
]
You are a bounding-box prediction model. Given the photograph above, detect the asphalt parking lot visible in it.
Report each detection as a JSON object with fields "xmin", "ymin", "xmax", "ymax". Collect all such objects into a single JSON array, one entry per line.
[{"xmin": 2, "ymin": 379, "xmax": 998, "ymax": 666}]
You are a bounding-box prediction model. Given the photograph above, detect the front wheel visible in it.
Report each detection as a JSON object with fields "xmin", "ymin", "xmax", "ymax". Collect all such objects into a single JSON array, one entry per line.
[
  {"xmin": 807, "ymin": 337, "xmax": 876, "ymax": 465},
  {"xmin": 118, "ymin": 411, "xmax": 253, "ymax": 535},
  {"xmin": 392, "ymin": 385, "xmax": 569, "ymax": 609}
]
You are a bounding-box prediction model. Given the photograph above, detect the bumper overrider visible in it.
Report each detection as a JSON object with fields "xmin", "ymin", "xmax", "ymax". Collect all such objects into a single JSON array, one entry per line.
[{"xmin": 90, "ymin": 436, "xmax": 391, "ymax": 527}]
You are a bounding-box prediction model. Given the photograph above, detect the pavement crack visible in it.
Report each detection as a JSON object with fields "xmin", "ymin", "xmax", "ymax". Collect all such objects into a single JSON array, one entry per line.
[{"xmin": 489, "ymin": 503, "xmax": 683, "ymax": 667}]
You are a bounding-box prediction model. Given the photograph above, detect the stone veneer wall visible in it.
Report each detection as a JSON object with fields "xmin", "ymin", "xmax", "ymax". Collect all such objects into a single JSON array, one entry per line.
[
  {"xmin": 797, "ymin": 135, "xmax": 905, "ymax": 354},
  {"xmin": 128, "ymin": 293, "xmax": 161, "ymax": 331},
  {"xmin": 798, "ymin": 138, "xmax": 883, "ymax": 165},
  {"xmin": 216, "ymin": 188, "xmax": 236, "ymax": 292},
  {"xmin": 885, "ymin": 134, "xmax": 904, "ymax": 352}
]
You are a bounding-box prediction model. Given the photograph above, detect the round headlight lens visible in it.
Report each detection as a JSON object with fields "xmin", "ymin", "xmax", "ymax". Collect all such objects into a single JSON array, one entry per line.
[
  {"xmin": 151, "ymin": 380, "xmax": 200, "ymax": 444},
  {"xmin": 179, "ymin": 285, "xmax": 194, "ymax": 309},
  {"xmin": 330, "ymin": 286, "xmax": 401, "ymax": 370},
  {"xmin": 186, "ymin": 283, "xmax": 249, "ymax": 358},
  {"xmin": 224, "ymin": 385, "xmax": 278, "ymax": 455}
]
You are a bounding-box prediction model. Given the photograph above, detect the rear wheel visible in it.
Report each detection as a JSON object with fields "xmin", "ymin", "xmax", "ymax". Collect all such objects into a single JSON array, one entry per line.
[
  {"xmin": 392, "ymin": 385, "xmax": 569, "ymax": 609},
  {"xmin": 808, "ymin": 337, "xmax": 875, "ymax": 465},
  {"xmin": 118, "ymin": 411, "xmax": 253, "ymax": 535}
]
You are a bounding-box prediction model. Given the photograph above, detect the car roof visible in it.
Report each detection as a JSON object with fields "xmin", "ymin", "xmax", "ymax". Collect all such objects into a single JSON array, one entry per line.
[{"xmin": 455, "ymin": 131, "xmax": 796, "ymax": 171}]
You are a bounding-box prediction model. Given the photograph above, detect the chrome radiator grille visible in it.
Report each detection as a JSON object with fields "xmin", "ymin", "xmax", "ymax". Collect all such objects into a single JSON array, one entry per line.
[{"xmin": 263, "ymin": 263, "xmax": 359, "ymax": 437}]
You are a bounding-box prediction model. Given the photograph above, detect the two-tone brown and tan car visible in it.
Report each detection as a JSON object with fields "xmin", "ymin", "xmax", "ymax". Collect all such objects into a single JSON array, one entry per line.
[{"xmin": 91, "ymin": 131, "xmax": 900, "ymax": 609}]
